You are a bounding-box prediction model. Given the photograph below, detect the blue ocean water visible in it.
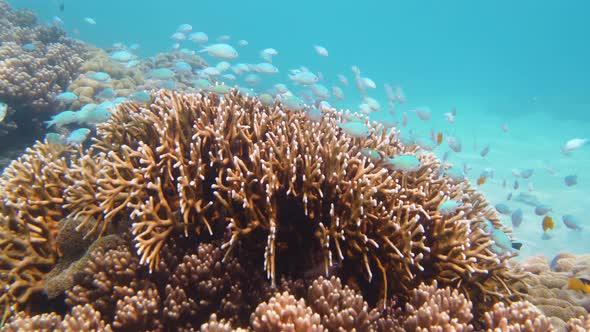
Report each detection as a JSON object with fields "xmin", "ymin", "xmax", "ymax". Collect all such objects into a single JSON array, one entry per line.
[{"xmin": 8, "ymin": 0, "xmax": 590, "ymax": 259}]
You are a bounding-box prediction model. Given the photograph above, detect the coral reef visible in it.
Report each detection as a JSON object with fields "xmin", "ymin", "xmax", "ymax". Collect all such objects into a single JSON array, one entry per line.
[
  {"xmin": 0, "ymin": 0, "xmax": 89, "ymax": 141},
  {"xmin": 511, "ymin": 254, "xmax": 590, "ymax": 328},
  {"xmin": 1, "ymin": 89, "xmax": 573, "ymax": 329}
]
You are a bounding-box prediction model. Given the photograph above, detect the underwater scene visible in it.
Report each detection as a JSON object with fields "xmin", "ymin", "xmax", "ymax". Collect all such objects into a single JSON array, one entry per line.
[{"xmin": 0, "ymin": 0, "xmax": 588, "ymax": 330}]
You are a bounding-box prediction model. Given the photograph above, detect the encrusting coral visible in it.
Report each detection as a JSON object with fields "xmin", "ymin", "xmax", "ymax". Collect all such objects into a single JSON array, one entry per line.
[{"xmin": 0, "ymin": 89, "xmax": 523, "ymax": 324}]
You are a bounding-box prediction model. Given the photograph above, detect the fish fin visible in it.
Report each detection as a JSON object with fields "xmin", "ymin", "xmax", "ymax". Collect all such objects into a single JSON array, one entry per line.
[
  {"xmin": 579, "ymin": 278, "xmax": 590, "ymax": 285},
  {"xmin": 511, "ymin": 242, "xmax": 523, "ymax": 250}
]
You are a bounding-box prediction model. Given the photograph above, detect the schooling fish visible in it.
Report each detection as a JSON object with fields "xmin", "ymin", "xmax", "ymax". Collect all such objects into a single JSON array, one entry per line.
[
  {"xmin": 0, "ymin": 102, "xmax": 7, "ymax": 122},
  {"xmin": 535, "ymin": 204, "xmax": 552, "ymax": 216},
  {"xmin": 567, "ymin": 277, "xmax": 590, "ymax": 294},
  {"xmin": 480, "ymin": 145, "xmax": 490, "ymax": 157},
  {"xmin": 562, "ymin": 214, "xmax": 582, "ymax": 230},
  {"xmin": 66, "ymin": 128, "xmax": 91, "ymax": 146},
  {"xmin": 438, "ymin": 200, "xmax": 462, "ymax": 216},
  {"xmin": 561, "ymin": 138, "xmax": 587, "ymax": 155},
  {"xmin": 385, "ymin": 155, "xmax": 422, "ymax": 173},
  {"xmin": 495, "ymin": 203, "xmax": 511, "ymax": 215},
  {"xmin": 314, "ymin": 45, "xmax": 329, "ymax": 57},
  {"xmin": 338, "ymin": 121, "xmax": 370, "ymax": 138},
  {"xmin": 55, "ymin": 92, "xmax": 78, "ymax": 104},
  {"xmin": 564, "ymin": 175, "xmax": 578, "ymax": 187},
  {"xmin": 511, "ymin": 208, "xmax": 523, "ymax": 227},
  {"xmin": 199, "ymin": 43, "xmax": 239, "ymax": 60},
  {"xmin": 477, "ymin": 175, "xmax": 486, "ymax": 185}
]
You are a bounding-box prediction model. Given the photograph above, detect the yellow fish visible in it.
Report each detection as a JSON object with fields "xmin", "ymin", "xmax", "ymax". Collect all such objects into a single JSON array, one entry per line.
[
  {"xmin": 542, "ymin": 215, "xmax": 554, "ymax": 232},
  {"xmin": 567, "ymin": 277, "xmax": 590, "ymax": 294}
]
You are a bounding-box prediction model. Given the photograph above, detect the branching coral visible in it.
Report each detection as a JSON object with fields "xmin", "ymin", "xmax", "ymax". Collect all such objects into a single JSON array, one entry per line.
[
  {"xmin": 0, "ymin": 89, "xmax": 519, "ymax": 322},
  {"xmin": 60, "ymin": 89, "xmax": 516, "ymax": 310}
]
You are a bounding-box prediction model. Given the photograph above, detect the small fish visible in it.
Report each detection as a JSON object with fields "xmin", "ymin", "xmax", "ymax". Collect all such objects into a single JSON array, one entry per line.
[
  {"xmin": 561, "ymin": 138, "xmax": 587, "ymax": 155},
  {"xmin": 332, "ymin": 87, "xmax": 344, "ymax": 100},
  {"xmin": 188, "ymin": 32, "xmax": 208, "ymax": 43},
  {"xmin": 535, "ymin": 204, "xmax": 552, "ymax": 216},
  {"xmin": 480, "ymin": 145, "xmax": 490, "ymax": 157},
  {"xmin": 174, "ymin": 61, "xmax": 192, "ymax": 73},
  {"xmin": 0, "ymin": 102, "xmax": 7, "ymax": 122},
  {"xmin": 436, "ymin": 132, "xmax": 443, "ymax": 145},
  {"xmin": 55, "ymin": 92, "xmax": 78, "ymax": 104},
  {"xmin": 314, "ymin": 45, "xmax": 329, "ymax": 57},
  {"xmin": 477, "ymin": 176, "xmax": 486, "ymax": 185},
  {"xmin": 280, "ymin": 95, "xmax": 306, "ymax": 112},
  {"xmin": 338, "ymin": 121, "xmax": 370, "ymax": 138},
  {"xmin": 45, "ymin": 132, "xmax": 65, "ymax": 145},
  {"xmin": 401, "ymin": 112, "xmax": 408, "ymax": 127},
  {"xmin": 501, "ymin": 123, "xmax": 509, "ymax": 133},
  {"xmin": 148, "ymin": 68, "xmax": 175, "ymax": 80},
  {"xmin": 361, "ymin": 77, "xmax": 376, "ymax": 89},
  {"xmin": 567, "ymin": 278, "xmax": 590, "ymax": 294},
  {"xmin": 414, "ymin": 107, "xmax": 431, "ymax": 121},
  {"xmin": 564, "ymin": 175, "xmax": 578, "ymax": 187},
  {"xmin": 495, "ymin": 203, "xmax": 511, "ymax": 215},
  {"xmin": 513, "ymin": 180, "xmax": 519, "ymax": 190},
  {"xmin": 506, "ymin": 192, "xmax": 512, "ymax": 201},
  {"xmin": 237, "ymin": 39, "xmax": 248, "ymax": 47},
  {"xmin": 84, "ymin": 17, "xmax": 97, "ymax": 25},
  {"xmin": 255, "ymin": 63, "xmax": 279, "ymax": 74},
  {"xmin": 96, "ymin": 88, "xmax": 116, "ymax": 99},
  {"xmin": 66, "ymin": 128, "xmax": 91, "ymax": 146},
  {"xmin": 88, "ymin": 71, "xmax": 111, "ymax": 82},
  {"xmin": 446, "ymin": 136, "xmax": 462, "ymax": 153},
  {"xmin": 562, "ymin": 214, "xmax": 582, "ymax": 230},
  {"xmin": 199, "ymin": 43, "xmax": 239, "ymax": 60},
  {"xmin": 542, "ymin": 215, "xmax": 554, "ymax": 232},
  {"xmin": 288, "ymin": 71, "xmax": 318, "ymax": 85},
  {"xmin": 511, "ymin": 208, "xmax": 523, "ymax": 227},
  {"xmin": 337, "ymin": 74, "xmax": 349, "ymax": 86},
  {"xmin": 176, "ymin": 23, "xmax": 192, "ymax": 33},
  {"xmin": 541, "ymin": 232, "xmax": 552, "ymax": 240},
  {"xmin": 217, "ymin": 35, "xmax": 231, "ymax": 42},
  {"xmin": 109, "ymin": 50, "xmax": 136, "ymax": 62},
  {"xmin": 170, "ymin": 32, "xmax": 186, "ymax": 41},
  {"xmin": 385, "ymin": 155, "xmax": 422, "ymax": 173},
  {"xmin": 444, "ymin": 111, "xmax": 455, "ymax": 124},
  {"xmin": 438, "ymin": 200, "xmax": 462, "ymax": 216}
]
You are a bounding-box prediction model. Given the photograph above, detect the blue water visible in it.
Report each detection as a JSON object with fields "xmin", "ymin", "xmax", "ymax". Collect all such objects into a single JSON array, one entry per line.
[{"xmin": 8, "ymin": 0, "xmax": 590, "ymax": 258}]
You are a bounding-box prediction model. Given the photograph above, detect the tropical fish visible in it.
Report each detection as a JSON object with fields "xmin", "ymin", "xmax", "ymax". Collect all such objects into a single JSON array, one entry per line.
[
  {"xmin": 45, "ymin": 132, "xmax": 65, "ymax": 145},
  {"xmin": 314, "ymin": 45, "xmax": 329, "ymax": 57},
  {"xmin": 513, "ymin": 180, "xmax": 519, "ymax": 190},
  {"xmin": 495, "ymin": 203, "xmax": 511, "ymax": 215},
  {"xmin": 189, "ymin": 32, "xmax": 208, "ymax": 43},
  {"xmin": 0, "ymin": 102, "xmax": 7, "ymax": 122},
  {"xmin": 237, "ymin": 39, "xmax": 248, "ymax": 47},
  {"xmin": 445, "ymin": 167, "xmax": 465, "ymax": 181},
  {"xmin": 129, "ymin": 91, "xmax": 151, "ymax": 103},
  {"xmin": 148, "ymin": 68, "xmax": 175, "ymax": 80},
  {"xmin": 385, "ymin": 155, "xmax": 422, "ymax": 172},
  {"xmin": 332, "ymin": 87, "xmax": 344, "ymax": 100},
  {"xmin": 501, "ymin": 123, "xmax": 509, "ymax": 133},
  {"xmin": 446, "ymin": 135, "xmax": 462, "ymax": 153},
  {"xmin": 337, "ymin": 74, "xmax": 349, "ymax": 86},
  {"xmin": 260, "ymin": 48, "xmax": 278, "ymax": 62},
  {"xmin": 513, "ymin": 192, "xmax": 541, "ymax": 207},
  {"xmin": 83, "ymin": 17, "xmax": 96, "ymax": 25},
  {"xmin": 199, "ymin": 43, "xmax": 239, "ymax": 60},
  {"xmin": 55, "ymin": 92, "xmax": 78, "ymax": 104},
  {"xmin": 66, "ymin": 128, "xmax": 91, "ymax": 146},
  {"xmin": 338, "ymin": 121, "xmax": 370, "ymax": 138},
  {"xmin": 564, "ymin": 175, "xmax": 578, "ymax": 187},
  {"xmin": 88, "ymin": 71, "xmax": 111, "ymax": 82},
  {"xmin": 289, "ymin": 71, "xmax": 318, "ymax": 85},
  {"xmin": 477, "ymin": 175, "xmax": 486, "ymax": 185},
  {"xmin": 438, "ymin": 200, "xmax": 462, "ymax": 216},
  {"xmin": 359, "ymin": 148, "xmax": 382, "ymax": 162},
  {"xmin": 480, "ymin": 145, "xmax": 490, "ymax": 157},
  {"xmin": 487, "ymin": 223, "xmax": 521, "ymax": 254},
  {"xmin": 45, "ymin": 110, "xmax": 78, "ymax": 128},
  {"xmin": 96, "ymin": 88, "xmax": 116, "ymax": 99},
  {"xmin": 567, "ymin": 277, "xmax": 590, "ymax": 294},
  {"xmin": 561, "ymin": 138, "xmax": 587, "ymax": 155},
  {"xmin": 361, "ymin": 77, "xmax": 376, "ymax": 89},
  {"xmin": 176, "ymin": 23, "xmax": 192, "ymax": 33},
  {"xmin": 562, "ymin": 214, "xmax": 582, "ymax": 230},
  {"xmin": 280, "ymin": 95, "xmax": 306, "ymax": 112},
  {"xmin": 436, "ymin": 132, "xmax": 443, "ymax": 145},
  {"xmin": 255, "ymin": 63, "xmax": 279, "ymax": 74},
  {"xmin": 511, "ymin": 208, "xmax": 523, "ymax": 227},
  {"xmin": 109, "ymin": 50, "xmax": 136, "ymax": 62},
  {"xmin": 174, "ymin": 61, "xmax": 192, "ymax": 73},
  {"xmin": 535, "ymin": 204, "xmax": 552, "ymax": 216},
  {"xmin": 542, "ymin": 215, "xmax": 554, "ymax": 232},
  {"xmin": 414, "ymin": 107, "xmax": 431, "ymax": 121},
  {"xmin": 170, "ymin": 32, "xmax": 186, "ymax": 41}
]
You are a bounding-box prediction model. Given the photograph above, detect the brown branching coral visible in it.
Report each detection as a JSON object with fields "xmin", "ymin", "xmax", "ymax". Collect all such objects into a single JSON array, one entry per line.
[
  {"xmin": 0, "ymin": 142, "xmax": 77, "ymax": 320},
  {"xmin": 59, "ymin": 89, "xmax": 516, "ymax": 310},
  {"xmin": 0, "ymin": 89, "xmax": 519, "ymax": 322}
]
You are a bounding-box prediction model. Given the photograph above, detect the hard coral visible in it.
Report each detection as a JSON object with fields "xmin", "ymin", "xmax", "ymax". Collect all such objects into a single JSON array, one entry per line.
[
  {"xmin": 0, "ymin": 89, "xmax": 518, "ymax": 323},
  {"xmin": 62, "ymin": 89, "xmax": 516, "ymax": 310}
]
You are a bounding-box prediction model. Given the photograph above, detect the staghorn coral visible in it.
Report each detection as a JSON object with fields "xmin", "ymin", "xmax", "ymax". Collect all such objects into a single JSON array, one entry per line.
[
  {"xmin": 0, "ymin": 89, "xmax": 521, "ymax": 322},
  {"xmin": 403, "ymin": 280, "xmax": 474, "ymax": 332},
  {"xmin": 60, "ymin": 89, "xmax": 518, "ymax": 310},
  {"xmin": 0, "ymin": 142, "xmax": 77, "ymax": 320}
]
